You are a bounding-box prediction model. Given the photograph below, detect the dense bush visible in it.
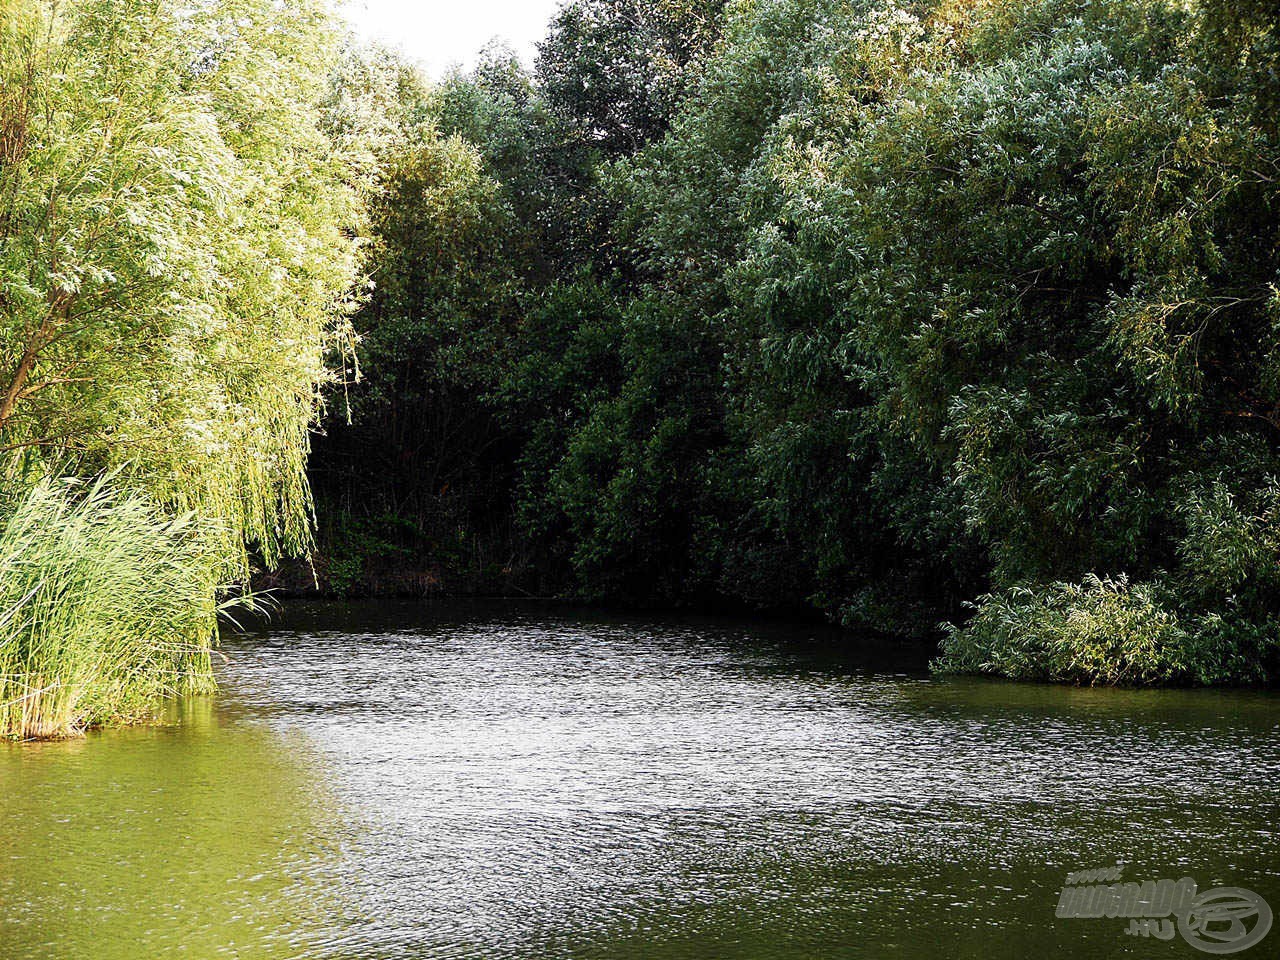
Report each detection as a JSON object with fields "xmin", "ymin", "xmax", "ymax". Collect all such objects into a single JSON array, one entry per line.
[
  {"xmin": 937, "ymin": 574, "xmax": 1280, "ymax": 686},
  {"xmin": 937, "ymin": 576, "xmax": 1194, "ymax": 686}
]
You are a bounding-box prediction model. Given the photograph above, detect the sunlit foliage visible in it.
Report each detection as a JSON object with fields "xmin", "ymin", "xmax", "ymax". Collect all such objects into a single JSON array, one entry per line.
[
  {"xmin": 0, "ymin": 0, "xmax": 363, "ymax": 568},
  {"xmin": 0, "ymin": 0, "xmax": 364, "ymax": 734},
  {"xmin": 0, "ymin": 476, "xmax": 224, "ymax": 739}
]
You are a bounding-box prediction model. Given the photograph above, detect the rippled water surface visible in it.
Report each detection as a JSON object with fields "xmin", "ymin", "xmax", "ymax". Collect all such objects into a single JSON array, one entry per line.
[{"xmin": 2, "ymin": 603, "xmax": 1278, "ymax": 959}]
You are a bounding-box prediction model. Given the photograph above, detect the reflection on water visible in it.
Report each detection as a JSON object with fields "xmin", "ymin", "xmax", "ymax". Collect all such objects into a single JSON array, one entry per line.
[
  {"xmin": 2, "ymin": 602, "xmax": 1278, "ymax": 959},
  {"xmin": 0, "ymin": 699, "xmax": 349, "ymax": 959}
]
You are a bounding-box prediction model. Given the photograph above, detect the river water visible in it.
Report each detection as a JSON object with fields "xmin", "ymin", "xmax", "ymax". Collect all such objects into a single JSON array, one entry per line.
[{"xmin": 2, "ymin": 603, "xmax": 1277, "ymax": 958}]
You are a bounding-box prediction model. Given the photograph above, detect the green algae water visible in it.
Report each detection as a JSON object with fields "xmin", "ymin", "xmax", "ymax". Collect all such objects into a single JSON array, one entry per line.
[{"xmin": 2, "ymin": 603, "xmax": 1277, "ymax": 958}]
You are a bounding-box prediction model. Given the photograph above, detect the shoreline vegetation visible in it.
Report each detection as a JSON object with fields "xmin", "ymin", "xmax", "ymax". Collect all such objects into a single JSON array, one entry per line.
[
  {"xmin": 0, "ymin": 0, "xmax": 363, "ymax": 738},
  {"xmin": 304, "ymin": 0, "xmax": 1280, "ymax": 686},
  {"xmin": 0, "ymin": 477, "xmax": 222, "ymax": 739},
  {"xmin": 2, "ymin": 0, "xmax": 1279, "ymax": 736}
]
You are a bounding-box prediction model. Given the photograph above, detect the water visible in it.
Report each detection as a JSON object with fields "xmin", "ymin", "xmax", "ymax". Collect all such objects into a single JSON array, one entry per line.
[{"xmin": 2, "ymin": 603, "xmax": 1277, "ymax": 959}]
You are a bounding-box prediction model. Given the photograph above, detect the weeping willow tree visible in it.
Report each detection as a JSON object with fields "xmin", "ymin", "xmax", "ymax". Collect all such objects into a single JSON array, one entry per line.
[{"xmin": 0, "ymin": 0, "xmax": 367, "ymax": 737}]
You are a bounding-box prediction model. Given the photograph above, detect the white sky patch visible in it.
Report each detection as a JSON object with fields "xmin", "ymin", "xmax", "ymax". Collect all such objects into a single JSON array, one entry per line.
[{"xmin": 339, "ymin": 1, "xmax": 566, "ymax": 77}]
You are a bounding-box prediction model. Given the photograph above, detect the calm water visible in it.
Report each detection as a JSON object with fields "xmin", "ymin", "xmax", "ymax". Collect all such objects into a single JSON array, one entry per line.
[{"xmin": 2, "ymin": 603, "xmax": 1277, "ymax": 959}]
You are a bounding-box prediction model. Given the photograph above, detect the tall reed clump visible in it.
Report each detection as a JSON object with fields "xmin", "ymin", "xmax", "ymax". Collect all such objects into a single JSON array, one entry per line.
[{"xmin": 0, "ymin": 476, "xmax": 230, "ymax": 740}]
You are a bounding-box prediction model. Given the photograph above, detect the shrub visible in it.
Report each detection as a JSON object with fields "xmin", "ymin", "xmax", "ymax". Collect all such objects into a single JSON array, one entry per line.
[{"xmin": 936, "ymin": 575, "xmax": 1195, "ymax": 686}]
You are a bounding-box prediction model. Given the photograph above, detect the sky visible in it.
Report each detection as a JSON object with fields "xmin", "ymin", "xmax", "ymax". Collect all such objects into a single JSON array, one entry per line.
[{"xmin": 339, "ymin": 1, "xmax": 567, "ymax": 77}]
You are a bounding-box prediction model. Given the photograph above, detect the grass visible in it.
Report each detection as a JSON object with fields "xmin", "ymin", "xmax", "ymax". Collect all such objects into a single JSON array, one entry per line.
[{"xmin": 0, "ymin": 474, "xmax": 233, "ymax": 740}]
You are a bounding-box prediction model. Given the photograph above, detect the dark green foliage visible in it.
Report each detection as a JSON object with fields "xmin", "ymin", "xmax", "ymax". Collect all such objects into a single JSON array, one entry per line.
[
  {"xmin": 311, "ymin": 0, "xmax": 1280, "ymax": 683},
  {"xmin": 309, "ymin": 60, "xmax": 525, "ymax": 593},
  {"xmin": 537, "ymin": 0, "xmax": 728, "ymax": 156}
]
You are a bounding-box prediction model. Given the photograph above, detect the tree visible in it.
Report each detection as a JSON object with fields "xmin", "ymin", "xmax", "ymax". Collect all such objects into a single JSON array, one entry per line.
[
  {"xmin": 0, "ymin": 0, "xmax": 364, "ymax": 568},
  {"xmin": 537, "ymin": 0, "xmax": 728, "ymax": 156},
  {"xmin": 305, "ymin": 46, "xmax": 529, "ymax": 595},
  {"xmin": 0, "ymin": 0, "xmax": 365, "ymax": 735}
]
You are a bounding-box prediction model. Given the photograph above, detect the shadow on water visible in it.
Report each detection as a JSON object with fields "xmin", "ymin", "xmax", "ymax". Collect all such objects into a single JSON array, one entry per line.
[{"xmin": 3, "ymin": 602, "xmax": 1278, "ymax": 959}]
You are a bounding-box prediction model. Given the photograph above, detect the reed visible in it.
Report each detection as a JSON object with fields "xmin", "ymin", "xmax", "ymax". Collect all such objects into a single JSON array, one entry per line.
[{"xmin": 0, "ymin": 475, "xmax": 232, "ymax": 739}]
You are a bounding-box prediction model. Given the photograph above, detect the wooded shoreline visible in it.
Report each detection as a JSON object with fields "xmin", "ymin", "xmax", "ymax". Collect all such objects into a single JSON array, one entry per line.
[{"xmin": 3, "ymin": 0, "xmax": 1280, "ymax": 738}]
